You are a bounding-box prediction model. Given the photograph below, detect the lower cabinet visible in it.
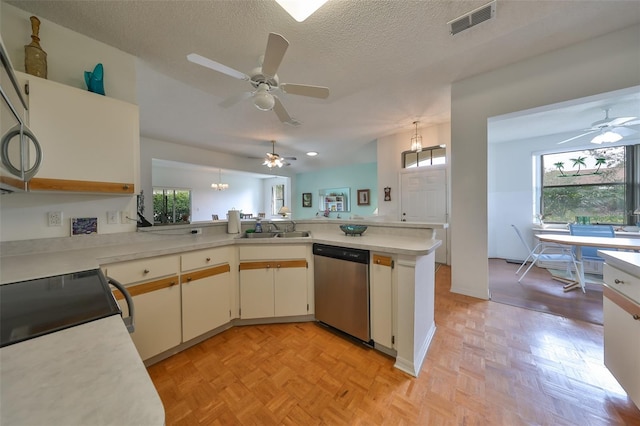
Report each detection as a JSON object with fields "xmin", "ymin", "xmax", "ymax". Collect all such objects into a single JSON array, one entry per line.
[
  {"xmin": 181, "ymin": 264, "xmax": 231, "ymax": 341},
  {"xmin": 603, "ymin": 263, "xmax": 640, "ymax": 408},
  {"xmin": 113, "ymin": 275, "xmax": 182, "ymax": 361},
  {"xmin": 371, "ymin": 253, "xmax": 394, "ymax": 348},
  {"xmin": 240, "ymin": 260, "xmax": 308, "ymax": 319}
]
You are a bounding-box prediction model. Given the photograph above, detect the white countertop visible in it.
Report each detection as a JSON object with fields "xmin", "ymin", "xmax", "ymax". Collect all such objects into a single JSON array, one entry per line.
[
  {"xmin": 598, "ymin": 250, "xmax": 640, "ymax": 278},
  {"xmin": 1, "ymin": 226, "xmax": 441, "ymax": 284},
  {"xmin": 0, "ymin": 315, "xmax": 165, "ymax": 426}
]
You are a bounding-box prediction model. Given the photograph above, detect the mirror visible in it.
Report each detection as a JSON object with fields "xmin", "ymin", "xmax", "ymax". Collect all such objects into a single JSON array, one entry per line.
[{"xmin": 319, "ymin": 188, "xmax": 350, "ymax": 212}]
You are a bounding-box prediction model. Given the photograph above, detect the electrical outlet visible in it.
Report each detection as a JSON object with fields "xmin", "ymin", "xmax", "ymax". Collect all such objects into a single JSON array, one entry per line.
[
  {"xmin": 107, "ymin": 211, "xmax": 119, "ymax": 224},
  {"xmin": 48, "ymin": 211, "xmax": 63, "ymax": 227},
  {"xmin": 120, "ymin": 211, "xmax": 130, "ymax": 223}
]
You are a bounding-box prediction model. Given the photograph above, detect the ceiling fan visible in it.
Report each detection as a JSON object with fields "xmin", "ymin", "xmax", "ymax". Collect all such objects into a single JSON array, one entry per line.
[
  {"xmin": 557, "ymin": 108, "xmax": 640, "ymax": 145},
  {"xmin": 263, "ymin": 140, "xmax": 296, "ymax": 168},
  {"xmin": 187, "ymin": 32, "xmax": 329, "ymax": 126}
]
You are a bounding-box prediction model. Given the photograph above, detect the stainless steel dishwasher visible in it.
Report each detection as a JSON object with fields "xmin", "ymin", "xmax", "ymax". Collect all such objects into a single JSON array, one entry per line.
[{"xmin": 313, "ymin": 243, "xmax": 371, "ymax": 343}]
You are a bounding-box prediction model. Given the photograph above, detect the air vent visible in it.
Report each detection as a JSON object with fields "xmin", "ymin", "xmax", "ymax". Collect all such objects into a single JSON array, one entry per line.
[{"xmin": 448, "ymin": 1, "xmax": 496, "ymax": 35}]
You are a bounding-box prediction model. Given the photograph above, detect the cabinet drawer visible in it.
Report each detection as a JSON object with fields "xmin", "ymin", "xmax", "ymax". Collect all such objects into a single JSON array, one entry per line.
[
  {"xmin": 604, "ymin": 263, "xmax": 640, "ymax": 303},
  {"xmin": 239, "ymin": 245, "xmax": 306, "ymax": 260},
  {"xmin": 103, "ymin": 255, "xmax": 180, "ymax": 284},
  {"xmin": 181, "ymin": 247, "xmax": 230, "ymax": 272}
]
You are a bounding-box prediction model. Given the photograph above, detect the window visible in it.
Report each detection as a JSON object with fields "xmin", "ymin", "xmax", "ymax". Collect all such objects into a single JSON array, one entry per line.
[
  {"xmin": 272, "ymin": 184, "xmax": 284, "ymax": 215},
  {"xmin": 402, "ymin": 145, "xmax": 446, "ymax": 168},
  {"xmin": 153, "ymin": 188, "xmax": 191, "ymax": 224},
  {"xmin": 541, "ymin": 145, "xmax": 638, "ymax": 225}
]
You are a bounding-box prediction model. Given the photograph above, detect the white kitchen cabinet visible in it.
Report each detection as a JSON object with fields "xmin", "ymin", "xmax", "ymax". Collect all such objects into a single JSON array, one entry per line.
[
  {"xmin": 104, "ymin": 255, "xmax": 181, "ymax": 361},
  {"xmin": 603, "ymin": 264, "xmax": 640, "ymax": 409},
  {"xmin": 239, "ymin": 260, "xmax": 308, "ymax": 319},
  {"xmin": 371, "ymin": 253, "xmax": 394, "ymax": 348},
  {"xmin": 112, "ymin": 275, "xmax": 181, "ymax": 361},
  {"xmin": 16, "ymin": 71, "xmax": 139, "ymax": 194},
  {"xmin": 181, "ymin": 247, "xmax": 232, "ymax": 341}
]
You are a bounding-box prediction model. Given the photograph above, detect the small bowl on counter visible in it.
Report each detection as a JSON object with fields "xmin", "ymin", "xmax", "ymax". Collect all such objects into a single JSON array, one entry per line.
[{"xmin": 339, "ymin": 224, "xmax": 368, "ymax": 236}]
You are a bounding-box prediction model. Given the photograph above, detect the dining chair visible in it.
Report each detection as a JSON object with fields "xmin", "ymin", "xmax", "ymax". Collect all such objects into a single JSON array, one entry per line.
[
  {"xmin": 511, "ymin": 224, "xmax": 578, "ymax": 283},
  {"xmin": 568, "ymin": 224, "xmax": 616, "ymax": 261}
]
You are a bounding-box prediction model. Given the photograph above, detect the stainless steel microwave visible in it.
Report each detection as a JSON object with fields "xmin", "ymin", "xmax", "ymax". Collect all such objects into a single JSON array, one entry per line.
[{"xmin": 0, "ymin": 36, "xmax": 42, "ymax": 193}]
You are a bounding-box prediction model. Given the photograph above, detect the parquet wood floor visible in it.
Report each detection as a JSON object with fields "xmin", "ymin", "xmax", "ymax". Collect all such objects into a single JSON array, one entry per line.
[{"xmin": 148, "ymin": 265, "xmax": 640, "ymax": 425}]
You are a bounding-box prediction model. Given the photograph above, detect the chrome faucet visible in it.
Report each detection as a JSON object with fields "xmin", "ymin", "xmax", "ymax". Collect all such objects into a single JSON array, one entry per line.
[{"xmin": 269, "ymin": 221, "xmax": 296, "ymax": 232}]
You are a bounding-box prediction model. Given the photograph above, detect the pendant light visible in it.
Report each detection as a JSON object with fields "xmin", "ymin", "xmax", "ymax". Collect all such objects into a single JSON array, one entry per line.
[
  {"xmin": 211, "ymin": 168, "xmax": 229, "ymax": 191},
  {"xmin": 411, "ymin": 121, "xmax": 423, "ymax": 152}
]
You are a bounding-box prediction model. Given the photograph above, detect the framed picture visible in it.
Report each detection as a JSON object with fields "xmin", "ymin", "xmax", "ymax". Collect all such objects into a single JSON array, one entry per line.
[
  {"xmin": 357, "ymin": 189, "xmax": 370, "ymax": 206},
  {"xmin": 71, "ymin": 217, "xmax": 98, "ymax": 236},
  {"xmin": 302, "ymin": 192, "xmax": 312, "ymax": 208}
]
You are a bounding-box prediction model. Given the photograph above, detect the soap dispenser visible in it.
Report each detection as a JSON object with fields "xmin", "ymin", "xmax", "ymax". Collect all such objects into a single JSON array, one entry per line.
[{"xmin": 255, "ymin": 218, "xmax": 263, "ymax": 233}]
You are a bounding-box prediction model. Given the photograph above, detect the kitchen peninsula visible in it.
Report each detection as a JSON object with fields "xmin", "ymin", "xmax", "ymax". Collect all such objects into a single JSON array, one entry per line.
[{"xmin": 0, "ymin": 219, "xmax": 445, "ymax": 425}]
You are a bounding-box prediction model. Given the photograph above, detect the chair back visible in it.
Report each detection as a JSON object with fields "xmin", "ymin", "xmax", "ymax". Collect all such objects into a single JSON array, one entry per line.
[
  {"xmin": 511, "ymin": 224, "xmax": 533, "ymax": 253},
  {"xmin": 568, "ymin": 224, "xmax": 615, "ymax": 260}
]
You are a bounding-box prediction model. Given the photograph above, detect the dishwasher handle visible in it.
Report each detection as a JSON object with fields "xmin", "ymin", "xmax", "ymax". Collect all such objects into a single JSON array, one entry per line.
[{"xmin": 107, "ymin": 276, "xmax": 135, "ymax": 333}]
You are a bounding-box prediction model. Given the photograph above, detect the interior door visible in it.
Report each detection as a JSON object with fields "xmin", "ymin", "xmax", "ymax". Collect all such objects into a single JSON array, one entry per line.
[{"xmin": 400, "ymin": 167, "xmax": 448, "ymax": 264}]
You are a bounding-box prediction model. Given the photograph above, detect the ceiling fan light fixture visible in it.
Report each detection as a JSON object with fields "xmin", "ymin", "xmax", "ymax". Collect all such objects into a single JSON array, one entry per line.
[
  {"xmin": 264, "ymin": 140, "xmax": 285, "ymax": 168},
  {"xmin": 591, "ymin": 130, "xmax": 622, "ymax": 144},
  {"xmin": 410, "ymin": 121, "xmax": 423, "ymax": 152},
  {"xmin": 253, "ymin": 83, "xmax": 275, "ymax": 111},
  {"xmin": 275, "ymin": 0, "xmax": 328, "ymax": 22}
]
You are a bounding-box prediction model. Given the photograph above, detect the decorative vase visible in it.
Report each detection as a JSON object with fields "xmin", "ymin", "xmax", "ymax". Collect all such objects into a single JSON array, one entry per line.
[
  {"xmin": 24, "ymin": 16, "xmax": 47, "ymax": 79},
  {"xmin": 84, "ymin": 63, "xmax": 105, "ymax": 95}
]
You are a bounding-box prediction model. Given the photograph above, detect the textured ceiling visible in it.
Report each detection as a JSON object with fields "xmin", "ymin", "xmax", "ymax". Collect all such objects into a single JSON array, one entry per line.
[{"xmin": 6, "ymin": 0, "xmax": 640, "ymax": 173}]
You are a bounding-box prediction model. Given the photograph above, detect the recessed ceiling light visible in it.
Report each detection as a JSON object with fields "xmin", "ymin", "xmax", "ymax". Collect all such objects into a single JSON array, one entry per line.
[
  {"xmin": 275, "ymin": 0, "xmax": 328, "ymax": 22},
  {"xmin": 306, "ymin": 151, "xmax": 318, "ymax": 157}
]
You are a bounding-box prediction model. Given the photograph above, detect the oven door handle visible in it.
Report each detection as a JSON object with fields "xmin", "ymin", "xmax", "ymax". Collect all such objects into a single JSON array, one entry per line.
[{"xmin": 107, "ymin": 276, "xmax": 135, "ymax": 333}]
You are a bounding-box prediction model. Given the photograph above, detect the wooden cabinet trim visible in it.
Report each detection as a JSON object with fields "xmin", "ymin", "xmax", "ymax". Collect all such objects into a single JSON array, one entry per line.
[
  {"xmin": 29, "ymin": 177, "xmax": 135, "ymax": 194},
  {"xmin": 373, "ymin": 254, "xmax": 393, "ymax": 268},
  {"xmin": 112, "ymin": 275, "xmax": 179, "ymax": 300},
  {"xmin": 181, "ymin": 264, "xmax": 231, "ymax": 284},
  {"xmin": 239, "ymin": 259, "xmax": 307, "ymax": 270},
  {"xmin": 604, "ymin": 285, "xmax": 640, "ymax": 318}
]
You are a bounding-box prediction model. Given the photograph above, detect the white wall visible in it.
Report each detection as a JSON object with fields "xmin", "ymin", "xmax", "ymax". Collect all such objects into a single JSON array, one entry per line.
[
  {"xmin": 451, "ymin": 25, "xmax": 640, "ymax": 299},
  {"xmin": 376, "ymin": 123, "xmax": 450, "ymax": 220}
]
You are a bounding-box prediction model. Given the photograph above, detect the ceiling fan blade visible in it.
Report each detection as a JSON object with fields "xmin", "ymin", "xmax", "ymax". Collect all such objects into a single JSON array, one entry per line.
[
  {"xmin": 187, "ymin": 53, "xmax": 249, "ymax": 81},
  {"xmin": 219, "ymin": 91, "xmax": 253, "ymax": 108},
  {"xmin": 620, "ymin": 118, "xmax": 640, "ymax": 126},
  {"xmin": 273, "ymin": 97, "xmax": 297, "ymax": 125},
  {"xmin": 261, "ymin": 33, "xmax": 289, "ymax": 78},
  {"xmin": 557, "ymin": 130, "xmax": 597, "ymax": 144},
  {"xmin": 611, "ymin": 126, "xmax": 637, "ymax": 137},
  {"xmin": 608, "ymin": 116, "xmax": 638, "ymax": 126},
  {"xmin": 280, "ymin": 83, "xmax": 329, "ymax": 99},
  {"xmin": 282, "ymin": 156, "xmax": 297, "ymax": 160}
]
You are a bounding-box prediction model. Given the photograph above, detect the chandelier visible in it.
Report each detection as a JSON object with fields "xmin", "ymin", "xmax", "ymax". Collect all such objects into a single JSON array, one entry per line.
[
  {"xmin": 411, "ymin": 121, "xmax": 423, "ymax": 152},
  {"xmin": 211, "ymin": 168, "xmax": 229, "ymax": 191},
  {"xmin": 263, "ymin": 140, "xmax": 284, "ymax": 168}
]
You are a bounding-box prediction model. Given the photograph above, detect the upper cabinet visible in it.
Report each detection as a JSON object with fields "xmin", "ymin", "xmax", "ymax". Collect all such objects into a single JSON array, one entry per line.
[{"xmin": 16, "ymin": 72, "xmax": 139, "ymax": 194}]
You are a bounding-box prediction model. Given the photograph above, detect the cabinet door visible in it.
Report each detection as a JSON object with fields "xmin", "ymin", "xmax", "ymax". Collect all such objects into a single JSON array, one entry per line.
[
  {"xmin": 240, "ymin": 268, "xmax": 275, "ymax": 319},
  {"xmin": 274, "ymin": 263, "xmax": 308, "ymax": 317},
  {"xmin": 21, "ymin": 72, "xmax": 139, "ymax": 193},
  {"xmin": 371, "ymin": 254, "xmax": 393, "ymax": 347},
  {"xmin": 182, "ymin": 265, "xmax": 231, "ymax": 341},
  {"xmin": 603, "ymin": 288, "xmax": 640, "ymax": 407},
  {"xmin": 114, "ymin": 276, "xmax": 181, "ymax": 361}
]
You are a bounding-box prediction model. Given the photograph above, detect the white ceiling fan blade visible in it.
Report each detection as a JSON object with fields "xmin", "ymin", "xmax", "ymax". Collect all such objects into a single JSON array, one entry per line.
[
  {"xmin": 261, "ymin": 33, "xmax": 289, "ymax": 78},
  {"xmin": 273, "ymin": 97, "xmax": 298, "ymax": 125},
  {"xmin": 557, "ymin": 130, "xmax": 597, "ymax": 144},
  {"xmin": 219, "ymin": 91, "xmax": 252, "ymax": 108},
  {"xmin": 280, "ymin": 83, "xmax": 329, "ymax": 99},
  {"xmin": 187, "ymin": 53, "xmax": 249, "ymax": 81},
  {"xmin": 620, "ymin": 118, "xmax": 640, "ymax": 126},
  {"xmin": 608, "ymin": 116, "xmax": 638, "ymax": 126},
  {"xmin": 611, "ymin": 126, "xmax": 637, "ymax": 137}
]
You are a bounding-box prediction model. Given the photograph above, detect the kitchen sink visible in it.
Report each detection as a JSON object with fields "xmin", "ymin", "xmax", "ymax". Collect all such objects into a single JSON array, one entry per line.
[
  {"xmin": 240, "ymin": 232, "xmax": 279, "ymax": 238},
  {"xmin": 274, "ymin": 231, "xmax": 311, "ymax": 238}
]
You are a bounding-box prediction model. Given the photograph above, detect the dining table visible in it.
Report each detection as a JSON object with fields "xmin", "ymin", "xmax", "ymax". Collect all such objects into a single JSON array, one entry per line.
[{"xmin": 535, "ymin": 234, "xmax": 640, "ymax": 292}]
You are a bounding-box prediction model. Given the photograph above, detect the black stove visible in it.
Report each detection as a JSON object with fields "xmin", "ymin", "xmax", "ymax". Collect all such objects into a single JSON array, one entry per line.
[{"xmin": 0, "ymin": 269, "xmax": 122, "ymax": 347}]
